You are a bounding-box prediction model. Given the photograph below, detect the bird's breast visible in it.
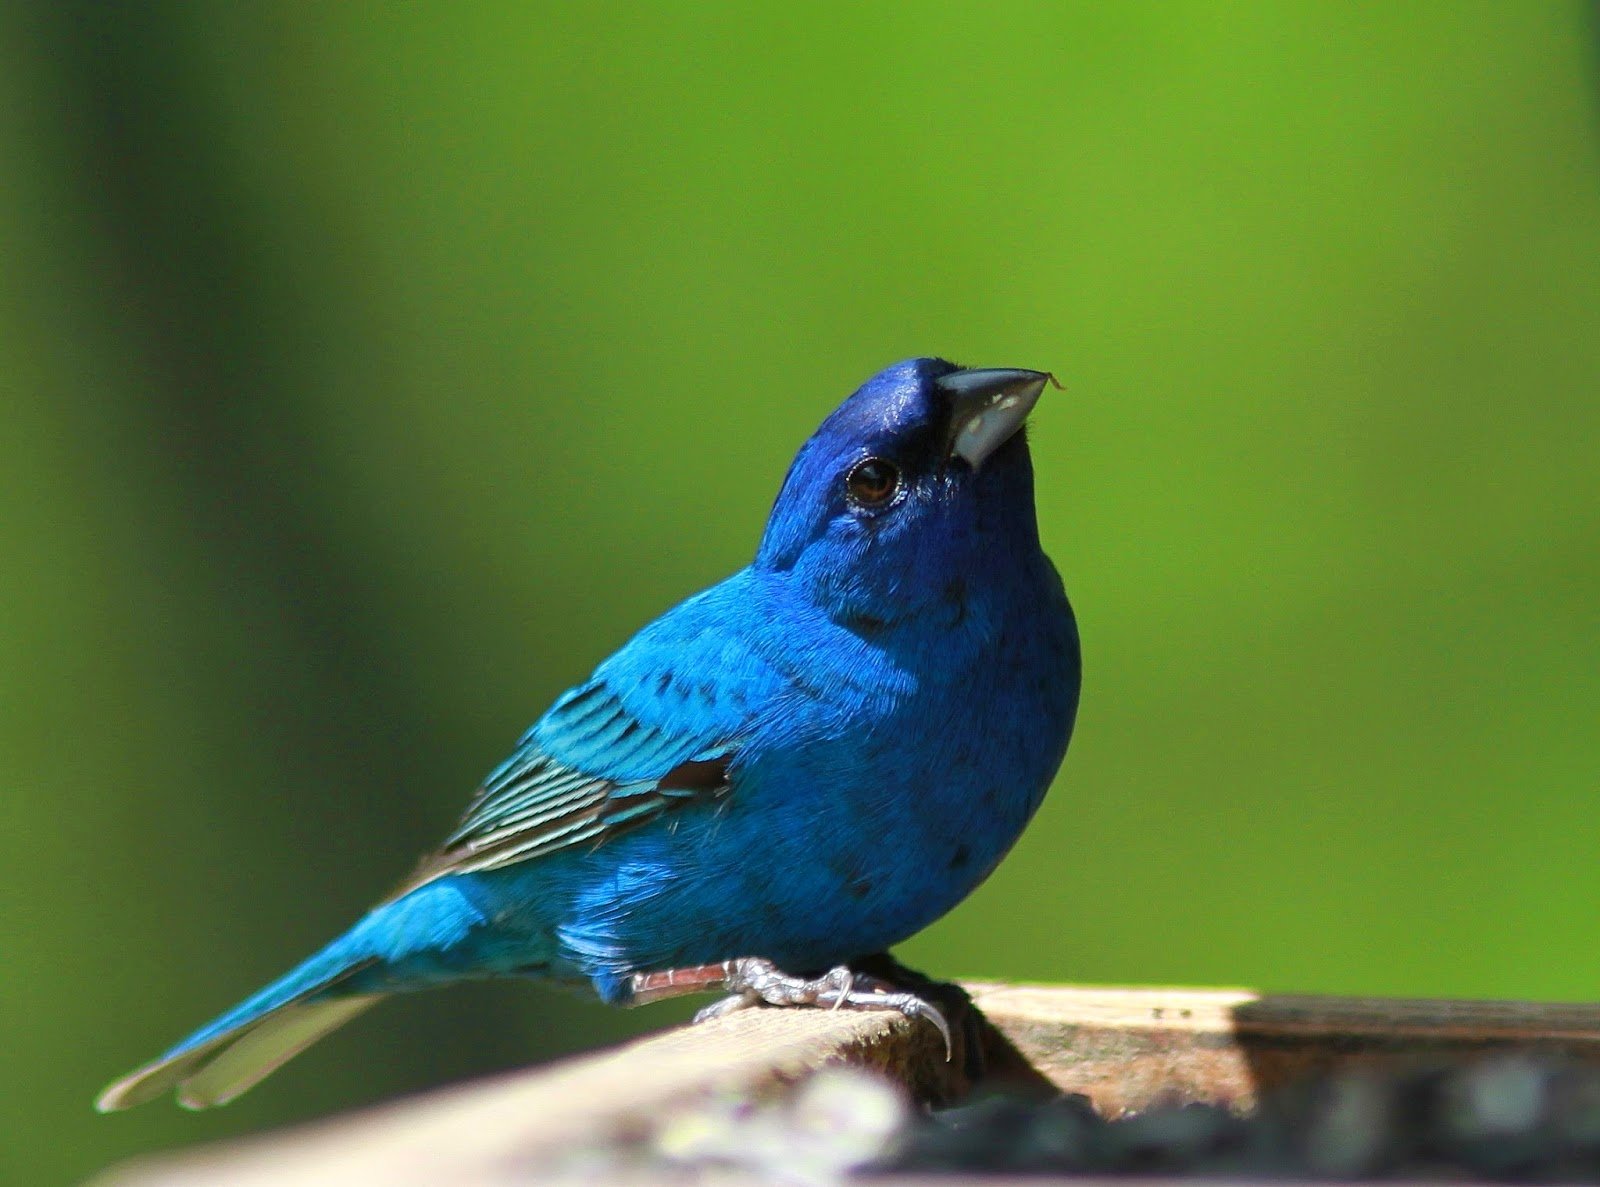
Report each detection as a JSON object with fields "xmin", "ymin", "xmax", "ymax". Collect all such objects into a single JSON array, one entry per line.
[
  {"xmin": 713, "ymin": 586, "xmax": 1078, "ymax": 956},
  {"xmin": 548, "ymin": 566, "xmax": 1079, "ymax": 981}
]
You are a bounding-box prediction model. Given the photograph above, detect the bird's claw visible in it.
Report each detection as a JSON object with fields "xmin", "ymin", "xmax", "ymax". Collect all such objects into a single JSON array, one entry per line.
[
  {"xmin": 691, "ymin": 990, "xmax": 759, "ymax": 1023},
  {"xmin": 690, "ymin": 956, "xmax": 953, "ymax": 1059}
]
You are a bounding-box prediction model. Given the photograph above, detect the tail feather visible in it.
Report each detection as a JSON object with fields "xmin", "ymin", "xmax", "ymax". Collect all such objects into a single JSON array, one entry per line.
[
  {"xmin": 177, "ymin": 996, "xmax": 380, "ymax": 1109},
  {"xmin": 97, "ymin": 996, "xmax": 380, "ymax": 1111},
  {"xmin": 98, "ymin": 879, "xmax": 491, "ymax": 1110},
  {"xmin": 96, "ymin": 940, "xmax": 383, "ymax": 1112}
]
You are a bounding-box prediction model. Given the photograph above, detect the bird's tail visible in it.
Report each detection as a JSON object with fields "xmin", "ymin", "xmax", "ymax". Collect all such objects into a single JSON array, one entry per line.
[{"xmin": 97, "ymin": 879, "xmax": 483, "ymax": 1110}]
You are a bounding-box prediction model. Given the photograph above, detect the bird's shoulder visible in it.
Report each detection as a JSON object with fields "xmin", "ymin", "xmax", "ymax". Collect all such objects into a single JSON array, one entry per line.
[{"xmin": 564, "ymin": 567, "xmax": 789, "ymax": 773}]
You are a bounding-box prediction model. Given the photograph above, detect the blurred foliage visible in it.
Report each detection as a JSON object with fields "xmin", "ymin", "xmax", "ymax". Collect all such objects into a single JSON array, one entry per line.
[{"xmin": 1, "ymin": 2, "xmax": 1597, "ymax": 1183}]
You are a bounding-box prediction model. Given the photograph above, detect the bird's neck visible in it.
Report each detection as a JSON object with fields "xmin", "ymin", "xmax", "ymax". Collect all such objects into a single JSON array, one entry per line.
[{"xmin": 771, "ymin": 506, "xmax": 1049, "ymax": 652}]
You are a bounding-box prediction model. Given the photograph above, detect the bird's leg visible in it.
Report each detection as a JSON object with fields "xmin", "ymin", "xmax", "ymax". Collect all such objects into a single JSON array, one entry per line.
[
  {"xmin": 631, "ymin": 956, "xmax": 952, "ymax": 1057},
  {"xmin": 627, "ymin": 958, "xmax": 852, "ymax": 1013},
  {"xmin": 627, "ymin": 962, "xmax": 740, "ymax": 1005},
  {"xmin": 800, "ymin": 964, "xmax": 954, "ymax": 1059},
  {"xmin": 703, "ymin": 957, "xmax": 858, "ymax": 1014}
]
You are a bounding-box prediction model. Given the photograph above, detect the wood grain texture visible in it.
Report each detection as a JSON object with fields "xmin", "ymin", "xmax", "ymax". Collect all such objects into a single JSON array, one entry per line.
[
  {"xmin": 96, "ymin": 984, "xmax": 1600, "ymax": 1185},
  {"xmin": 971, "ymin": 984, "xmax": 1600, "ymax": 1116},
  {"xmin": 93, "ymin": 1006, "xmax": 947, "ymax": 1187}
]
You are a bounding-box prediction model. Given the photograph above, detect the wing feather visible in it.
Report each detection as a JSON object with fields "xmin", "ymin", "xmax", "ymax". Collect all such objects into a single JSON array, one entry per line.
[{"xmin": 402, "ymin": 690, "xmax": 733, "ymax": 887}]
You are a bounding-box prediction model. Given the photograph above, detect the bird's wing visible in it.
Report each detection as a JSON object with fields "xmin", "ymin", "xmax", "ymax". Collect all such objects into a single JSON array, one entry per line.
[
  {"xmin": 403, "ymin": 579, "xmax": 779, "ymax": 887},
  {"xmin": 429, "ymin": 682, "xmax": 736, "ymax": 875}
]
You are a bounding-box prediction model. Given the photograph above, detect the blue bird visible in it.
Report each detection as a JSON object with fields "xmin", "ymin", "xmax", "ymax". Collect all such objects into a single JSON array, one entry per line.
[{"xmin": 98, "ymin": 359, "xmax": 1081, "ymax": 1111}]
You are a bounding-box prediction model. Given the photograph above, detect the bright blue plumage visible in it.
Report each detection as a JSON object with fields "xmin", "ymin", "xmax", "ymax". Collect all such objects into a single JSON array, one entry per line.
[{"xmin": 98, "ymin": 358, "xmax": 1080, "ymax": 1110}]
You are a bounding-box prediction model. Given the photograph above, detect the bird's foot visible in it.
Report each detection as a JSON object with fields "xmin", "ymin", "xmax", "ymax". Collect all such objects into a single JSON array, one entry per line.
[{"xmin": 689, "ymin": 956, "xmax": 953, "ymax": 1058}]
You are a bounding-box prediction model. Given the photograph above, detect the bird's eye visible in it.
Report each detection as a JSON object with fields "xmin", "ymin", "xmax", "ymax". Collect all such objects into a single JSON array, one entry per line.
[{"xmin": 845, "ymin": 457, "xmax": 901, "ymax": 508}]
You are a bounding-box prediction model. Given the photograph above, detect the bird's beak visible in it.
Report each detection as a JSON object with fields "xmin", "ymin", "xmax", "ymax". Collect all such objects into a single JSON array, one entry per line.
[{"xmin": 937, "ymin": 368, "xmax": 1055, "ymax": 470}]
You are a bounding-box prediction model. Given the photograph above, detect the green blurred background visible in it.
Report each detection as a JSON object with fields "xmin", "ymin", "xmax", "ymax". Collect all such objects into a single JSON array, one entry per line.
[{"xmin": 2, "ymin": 2, "xmax": 1597, "ymax": 1182}]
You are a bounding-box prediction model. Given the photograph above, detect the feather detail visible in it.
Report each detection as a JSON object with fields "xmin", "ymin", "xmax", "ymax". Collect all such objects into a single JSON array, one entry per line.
[{"xmin": 395, "ymin": 671, "xmax": 740, "ymax": 892}]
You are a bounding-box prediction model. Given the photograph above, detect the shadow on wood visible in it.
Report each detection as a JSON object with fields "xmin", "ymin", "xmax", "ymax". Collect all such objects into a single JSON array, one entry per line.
[{"xmin": 971, "ymin": 984, "xmax": 1600, "ymax": 1118}]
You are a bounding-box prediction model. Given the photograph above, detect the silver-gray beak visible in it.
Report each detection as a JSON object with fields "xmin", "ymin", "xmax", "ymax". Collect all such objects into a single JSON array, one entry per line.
[{"xmin": 937, "ymin": 367, "xmax": 1054, "ymax": 469}]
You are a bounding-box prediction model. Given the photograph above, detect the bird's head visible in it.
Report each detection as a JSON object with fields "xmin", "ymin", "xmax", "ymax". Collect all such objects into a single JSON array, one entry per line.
[{"xmin": 756, "ymin": 358, "xmax": 1055, "ymax": 629}]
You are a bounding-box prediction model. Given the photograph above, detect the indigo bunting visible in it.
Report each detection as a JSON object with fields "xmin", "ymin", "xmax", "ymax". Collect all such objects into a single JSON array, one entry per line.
[{"xmin": 98, "ymin": 358, "xmax": 1080, "ymax": 1111}]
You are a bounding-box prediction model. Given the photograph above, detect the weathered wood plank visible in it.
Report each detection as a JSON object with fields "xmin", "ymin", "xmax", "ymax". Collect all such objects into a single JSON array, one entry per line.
[
  {"xmin": 93, "ymin": 1007, "xmax": 946, "ymax": 1187},
  {"xmin": 96, "ymin": 984, "xmax": 1600, "ymax": 1185},
  {"xmin": 972, "ymin": 984, "xmax": 1600, "ymax": 1116}
]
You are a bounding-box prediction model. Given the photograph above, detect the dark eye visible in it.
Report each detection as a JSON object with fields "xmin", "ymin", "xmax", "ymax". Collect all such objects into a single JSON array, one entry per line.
[{"xmin": 845, "ymin": 457, "xmax": 901, "ymax": 508}]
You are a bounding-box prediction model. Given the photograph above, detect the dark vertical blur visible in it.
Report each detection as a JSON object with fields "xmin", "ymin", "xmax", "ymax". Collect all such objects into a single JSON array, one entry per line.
[
  {"xmin": 23, "ymin": 10, "xmax": 438, "ymax": 847},
  {"xmin": 4, "ymin": 5, "xmax": 656, "ymax": 1180}
]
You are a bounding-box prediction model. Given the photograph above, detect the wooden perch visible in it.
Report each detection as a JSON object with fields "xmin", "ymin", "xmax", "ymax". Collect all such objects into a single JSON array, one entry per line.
[
  {"xmin": 95, "ymin": 984, "xmax": 1600, "ymax": 1186},
  {"xmin": 966, "ymin": 984, "xmax": 1600, "ymax": 1117},
  {"xmin": 95, "ymin": 1007, "xmax": 947, "ymax": 1187}
]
